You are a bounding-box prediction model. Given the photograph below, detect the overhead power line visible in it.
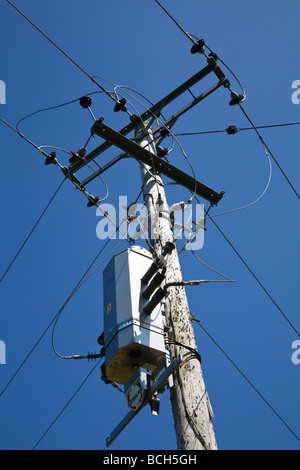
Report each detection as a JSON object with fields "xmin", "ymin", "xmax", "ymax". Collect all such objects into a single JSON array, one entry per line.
[
  {"xmin": 0, "ymin": 117, "xmax": 132, "ymax": 240},
  {"xmin": 0, "ymin": 116, "xmax": 49, "ymax": 157},
  {"xmin": 15, "ymin": 91, "xmax": 103, "ymax": 133},
  {"xmin": 0, "ymin": 184, "xmax": 143, "ymax": 396},
  {"xmin": 153, "ymin": 0, "xmax": 197, "ymax": 44},
  {"xmin": 192, "ymin": 317, "xmax": 300, "ymax": 443},
  {"xmin": 238, "ymin": 104, "xmax": 300, "ymax": 201},
  {"xmin": 210, "ymin": 216, "xmax": 300, "ymax": 337},
  {"xmin": 51, "ymin": 226, "xmax": 131, "ymax": 360},
  {"xmin": 152, "ymin": 0, "xmax": 299, "ymax": 201},
  {"xmin": 5, "ymin": 0, "xmax": 117, "ymax": 104},
  {"xmin": 0, "ymin": 218, "xmax": 128, "ymax": 398},
  {"xmin": 33, "ymin": 317, "xmax": 300, "ymax": 449},
  {"xmin": 175, "ymin": 121, "xmax": 300, "ymax": 136},
  {"xmin": 189, "ymin": 190, "xmax": 300, "ymax": 337},
  {"xmin": 32, "ymin": 358, "xmax": 102, "ymax": 450},
  {"xmin": 4, "ymin": 0, "xmax": 298, "ymax": 449},
  {"xmin": 0, "ymin": 177, "xmax": 66, "ymax": 284}
]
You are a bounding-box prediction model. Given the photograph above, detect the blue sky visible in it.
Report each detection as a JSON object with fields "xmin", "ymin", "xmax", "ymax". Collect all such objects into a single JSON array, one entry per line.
[{"xmin": 0, "ymin": 0, "xmax": 299, "ymax": 451}]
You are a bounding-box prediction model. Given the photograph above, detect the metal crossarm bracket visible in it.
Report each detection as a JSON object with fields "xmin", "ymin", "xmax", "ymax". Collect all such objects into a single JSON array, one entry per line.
[
  {"xmin": 106, "ymin": 355, "xmax": 183, "ymax": 448},
  {"xmin": 69, "ymin": 58, "xmax": 229, "ymax": 176},
  {"xmin": 90, "ymin": 120, "xmax": 224, "ymax": 205}
]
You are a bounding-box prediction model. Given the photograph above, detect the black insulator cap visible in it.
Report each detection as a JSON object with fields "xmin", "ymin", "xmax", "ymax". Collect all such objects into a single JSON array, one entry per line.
[
  {"xmin": 226, "ymin": 125, "xmax": 238, "ymax": 135},
  {"xmin": 160, "ymin": 127, "xmax": 170, "ymax": 138},
  {"xmin": 44, "ymin": 151, "xmax": 57, "ymax": 165},
  {"xmin": 100, "ymin": 363, "xmax": 111, "ymax": 384},
  {"xmin": 157, "ymin": 147, "xmax": 169, "ymax": 158},
  {"xmin": 97, "ymin": 332, "xmax": 104, "ymax": 346},
  {"xmin": 142, "ymin": 271, "xmax": 166, "ymax": 300},
  {"xmin": 114, "ymin": 98, "xmax": 127, "ymax": 112},
  {"xmin": 69, "ymin": 150, "xmax": 87, "ymax": 164},
  {"xmin": 87, "ymin": 196, "xmax": 100, "ymax": 207},
  {"xmin": 190, "ymin": 39, "xmax": 205, "ymax": 54},
  {"xmin": 129, "ymin": 114, "xmax": 139, "ymax": 123},
  {"xmin": 143, "ymin": 288, "xmax": 167, "ymax": 315},
  {"xmin": 79, "ymin": 96, "xmax": 92, "ymax": 108},
  {"xmin": 162, "ymin": 241, "xmax": 175, "ymax": 257},
  {"xmin": 229, "ymin": 92, "xmax": 245, "ymax": 106},
  {"xmin": 140, "ymin": 242, "xmax": 174, "ymax": 286},
  {"xmin": 208, "ymin": 52, "xmax": 218, "ymax": 61},
  {"xmin": 141, "ymin": 261, "xmax": 160, "ymax": 285}
]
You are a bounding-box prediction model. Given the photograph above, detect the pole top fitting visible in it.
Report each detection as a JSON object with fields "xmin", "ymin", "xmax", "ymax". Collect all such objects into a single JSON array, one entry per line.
[
  {"xmin": 229, "ymin": 92, "xmax": 245, "ymax": 106},
  {"xmin": 114, "ymin": 98, "xmax": 127, "ymax": 112},
  {"xmin": 190, "ymin": 39, "xmax": 205, "ymax": 54},
  {"xmin": 44, "ymin": 151, "xmax": 57, "ymax": 165},
  {"xmin": 79, "ymin": 96, "xmax": 92, "ymax": 108}
]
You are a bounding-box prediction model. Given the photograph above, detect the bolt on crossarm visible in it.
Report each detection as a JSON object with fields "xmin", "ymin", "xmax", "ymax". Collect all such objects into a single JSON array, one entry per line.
[{"xmin": 134, "ymin": 122, "xmax": 217, "ymax": 450}]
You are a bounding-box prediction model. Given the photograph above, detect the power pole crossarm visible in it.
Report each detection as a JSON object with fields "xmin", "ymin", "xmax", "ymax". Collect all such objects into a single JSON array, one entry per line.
[{"xmin": 135, "ymin": 123, "xmax": 217, "ymax": 450}]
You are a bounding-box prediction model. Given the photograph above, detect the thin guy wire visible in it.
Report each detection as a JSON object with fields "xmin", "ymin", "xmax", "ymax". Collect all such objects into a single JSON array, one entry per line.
[
  {"xmin": 150, "ymin": 2, "xmax": 300, "ymax": 336},
  {"xmin": 153, "ymin": 0, "xmax": 196, "ymax": 44},
  {"xmin": 0, "ymin": 175, "xmax": 143, "ymax": 395},
  {"xmin": 238, "ymin": 103, "xmax": 300, "ymax": 200},
  {"xmin": 0, "ymin": 225, "xmax": 121, "ymax": 397},
  {"xmin": 0, "ymin": 177, "xmax": 66, "ymax": 283},
  {"xmin": 38, "ymin": 144, "xmax": 110, "ymax": 201},
  {"xmin": 189, "ymin": 33, "xmax": 299, "ymax": 200},
  {"xmin": 113, "ymin": 61, "xmax": 299, "ymax": 337},
  {"xmin": 189, "ymin": 249, "xmax": 235, "ymax": 282},
  {"xmin": 5, "ymin": 0, "xmax": 117, "ymax": 104},
  {"xmin": 0, "ymin": 116, "xmax": 49, "ymax": 156},
  {"xmin": 178, "ymin": 139, "xmax": 272, "ymax": 234},
  {"xmin": 192, "ymin": 317, "xmax": 300, "ymax": 443},
  {"xmin": 124, "ymin": 2, "xmax": 297, "ymax": 444},
  {"xmin": 32, "ymin": 358, "xmax": 102, "ymax": 450},
  {"xmin": 7, "ymin": 0, "xmax": 299, "ymax": 441},
  {"xmin": 51, "ymin": 221, "xmax": 130, "ymax": 359},
  {"xmin": 152, "ymin": 0, "xmax": 299, "ymax": 200},
  {"xmin": 174, "ymin": 122, "xmax": 300, "ymax": 136},
  {"xmin": 206, "ymin": 140, "xmax": 272, "ymax": 220},
  {"xmin": 1, "ymin": 117, "xmax": 131, "ymax": 243},
  {"xmin": 15, "ymin": 91, "xmax": 105, "ymax": 133},
  {"xmin": 116, "ymin": 84, "xmax": 198, "ymax": 204},
  {"xmin": 186, "ymin": 192, "xmax": 299, "ymax": 337},
  {"xmin": 209, "ymin": 215, "xmax": 300, "ymax": 337}
]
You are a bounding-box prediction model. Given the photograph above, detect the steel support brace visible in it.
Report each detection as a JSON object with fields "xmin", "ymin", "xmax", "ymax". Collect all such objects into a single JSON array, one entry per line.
[
  {"xmin": 106, "ymin": 355, "xmax": 182, "ymax": 448},
  {"xmin": 90, "ymin": 120, "xmax": 224, "ymax": 205},
  {"xmin": 69, "ymin": 59, "xmax": 229, "ymax": 175}
]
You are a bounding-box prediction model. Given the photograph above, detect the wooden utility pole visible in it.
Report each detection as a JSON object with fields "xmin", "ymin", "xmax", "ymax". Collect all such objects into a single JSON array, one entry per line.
[{"xmin": 135, "ymin": 122, "xmax": 217, "ymax": 450}]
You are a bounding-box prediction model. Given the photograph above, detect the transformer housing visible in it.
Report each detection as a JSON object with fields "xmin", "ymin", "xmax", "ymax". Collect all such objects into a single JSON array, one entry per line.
[{"xmin": 102, "ymin": 246, "xmax": 167, "ymax": 385}]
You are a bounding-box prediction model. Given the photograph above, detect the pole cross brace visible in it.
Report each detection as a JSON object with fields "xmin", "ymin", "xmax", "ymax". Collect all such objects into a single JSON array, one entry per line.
[
  {"xmin": 91, "ymin": 120, "xmax": 224, "ymax": 205},
  {"xmin": 69, "ymin": 59, "xmax": 229, "ymax": 175},
  {"xmin": 106, "ymin": 354, "xmax": 183, "ymax": 448}
]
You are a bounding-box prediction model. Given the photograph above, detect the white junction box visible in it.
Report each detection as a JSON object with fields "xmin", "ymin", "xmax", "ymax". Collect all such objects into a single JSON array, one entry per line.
[{"xmin": 102, "ymin": 246, "xmax": 167, "ymax": 385}]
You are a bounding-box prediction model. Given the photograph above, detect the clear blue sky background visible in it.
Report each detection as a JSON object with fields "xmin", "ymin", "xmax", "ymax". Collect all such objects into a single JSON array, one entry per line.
[{"xmin": 0, "ymin": 0, "xmax": 299, "ymax": 451}]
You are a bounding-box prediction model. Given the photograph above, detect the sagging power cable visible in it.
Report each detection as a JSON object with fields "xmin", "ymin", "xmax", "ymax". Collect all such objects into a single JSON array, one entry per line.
[
  {"xmin": 0, "ymin": 116, "xmax": 50, "ymax": 157},
  {"xmin": 153, "ymin": 0, "xmax": 299, "ymax": 200},
  {"xmin": 0, "ymin": 177, "xmax": 66, "ymax": 284},
  {"xmin": 5, "ymin": 0, "xmax": 118, "ymax": 105},
  {"xmin": 0, "ymin": 116, "xmax": 119, "ymax": 236},
  {"xmin": 32, "ymin": 358, "xmax": 103, "ymax": 450},
  {"xmin": 209, "ymin": 215, "xmax": 300, "ymax": 337},
  {"xmin": 175, "ymin": 121, "xmax": 300, "ymax": 136},
  {"xmin": 207, "ymin": 140, "xmax": 272, "ymax": 220},
  {"xmin": 15, "ymin": 91, "xmax": 103, "ymax": 134},
  {"xmin": 192, "ymin": 316, "xmax": 300, "ymax": 443},
  {"xmin": 237, "ymin": 103, "xmax": 300, "ymax": 200},
  {"xmin": 51, "ymin": 221, "xmax": 131, "ymax": 360},
  {"xmin": 0, "ymin": 216, "xmax": 129, "ymax": 398}
]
